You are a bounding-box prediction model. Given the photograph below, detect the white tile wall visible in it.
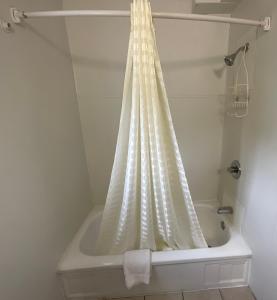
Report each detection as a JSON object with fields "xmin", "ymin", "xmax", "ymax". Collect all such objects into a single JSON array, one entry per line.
[{"xmin": 63, "ymin": 0, "xmax": 229, "ymax": 205}]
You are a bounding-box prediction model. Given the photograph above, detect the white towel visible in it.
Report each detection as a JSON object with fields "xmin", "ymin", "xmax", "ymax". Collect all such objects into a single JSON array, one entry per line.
[{"xmin": 123, "ymin": 249, "xmax": 152, "ymax": 289}]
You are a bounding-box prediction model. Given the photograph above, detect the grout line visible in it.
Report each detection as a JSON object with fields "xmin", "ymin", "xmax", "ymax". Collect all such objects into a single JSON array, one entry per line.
[
  {"xmin": 219, "ymin": 289, "xmax": 224, "ymax": 300},
  {"xmin": 250, "ymin": 288, "xmax": 257, "ymax": 300}
]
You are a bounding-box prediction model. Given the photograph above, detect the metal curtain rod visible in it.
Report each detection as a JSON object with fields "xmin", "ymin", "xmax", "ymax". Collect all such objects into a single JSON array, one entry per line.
[{"xmin": 10, "ymin": 8, "xmax": 271, "ymax": 31}]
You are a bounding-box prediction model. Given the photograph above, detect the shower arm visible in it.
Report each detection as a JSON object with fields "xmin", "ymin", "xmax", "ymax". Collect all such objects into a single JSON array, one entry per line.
[{"xmin": 233, "ymin": 43, "xmax": 249, "ymax": 57}]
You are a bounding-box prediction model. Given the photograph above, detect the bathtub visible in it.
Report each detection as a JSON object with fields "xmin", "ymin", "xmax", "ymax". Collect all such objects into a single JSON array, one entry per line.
[{"xmin": 58, "ymin": 204, "xmax": 252, "ymax": 299}]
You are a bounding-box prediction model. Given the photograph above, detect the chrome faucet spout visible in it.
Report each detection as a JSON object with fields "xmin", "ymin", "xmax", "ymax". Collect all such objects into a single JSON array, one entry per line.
[{"xmin": 217, "ymin": 206, "xmax": 233, "ymax": 215}]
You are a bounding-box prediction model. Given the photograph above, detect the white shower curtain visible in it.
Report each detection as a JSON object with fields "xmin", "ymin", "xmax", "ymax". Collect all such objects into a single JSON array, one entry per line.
[{"xmin": 95, "ymin": 0, "xmax": 207, "ymax": 255}]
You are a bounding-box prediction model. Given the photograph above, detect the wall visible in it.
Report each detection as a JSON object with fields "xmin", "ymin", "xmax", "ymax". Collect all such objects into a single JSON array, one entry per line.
[
  {"xmin": 220, "ymin": 0, "xmax": 277, "ymax": 299},
  {"xmin": 0, "ymin": 1, "xmax": 92, "ymax": 299},
  {"xmin": 63, "ymin": 0, "xmax": 229, "ymax": 204}
]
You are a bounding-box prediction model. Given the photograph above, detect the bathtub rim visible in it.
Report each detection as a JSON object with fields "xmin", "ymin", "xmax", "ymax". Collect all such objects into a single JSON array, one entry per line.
[{"xmin": 57, "ymin": 203, "xmax": 252, "ymax": 273}]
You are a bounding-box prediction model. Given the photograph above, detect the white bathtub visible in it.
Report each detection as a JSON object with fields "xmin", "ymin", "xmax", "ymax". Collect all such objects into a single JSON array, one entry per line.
[{"xmin": 58, "ymin": 204, "xmax": 252, "ymax": 299}]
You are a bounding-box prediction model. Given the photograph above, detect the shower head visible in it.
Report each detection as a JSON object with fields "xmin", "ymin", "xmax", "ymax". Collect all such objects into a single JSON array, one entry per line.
[
  {"xmin": 224, "ymin": 42, "xmax": 249, "ymax": 66},
  {"xmin": 224, "ymin": 52, "xmax": 238, "ymax": 66}
]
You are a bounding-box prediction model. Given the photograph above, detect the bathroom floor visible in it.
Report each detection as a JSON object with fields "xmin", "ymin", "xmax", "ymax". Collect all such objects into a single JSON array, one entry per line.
[{"xmin": 113, "ymin": 287, "xmax": 255, "ymax": 300}]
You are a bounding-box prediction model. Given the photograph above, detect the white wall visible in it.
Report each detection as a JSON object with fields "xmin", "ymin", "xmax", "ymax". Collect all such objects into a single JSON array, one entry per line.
[
  {"xmin": 0, "ymin": 1, "xmax": 92, "ymax": 299},
  {"xmin": 220, "ymin": 0, "xmax": 277, "ymax": 299},
  {"xmin": 63, "ymin": 0, "xmax": 229, "ymax": 204}
]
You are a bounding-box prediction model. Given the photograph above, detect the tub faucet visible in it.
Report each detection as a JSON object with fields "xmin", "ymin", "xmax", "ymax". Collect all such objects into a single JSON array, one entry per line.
[{"xmin": 217, "ymin": 206, "xmax": 233, "ymax": 215}]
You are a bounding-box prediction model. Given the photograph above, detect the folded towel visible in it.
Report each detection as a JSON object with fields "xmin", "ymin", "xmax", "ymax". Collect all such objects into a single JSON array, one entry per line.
[{"xmin": 123, "ymin": 249, "xmax": 152, "ymax": 289}]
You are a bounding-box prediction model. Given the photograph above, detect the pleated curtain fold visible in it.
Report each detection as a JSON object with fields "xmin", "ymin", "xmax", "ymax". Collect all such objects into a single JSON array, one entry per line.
[{"xmin": 95, "ymin": 0, "xmax": 207, "ymax": 255}]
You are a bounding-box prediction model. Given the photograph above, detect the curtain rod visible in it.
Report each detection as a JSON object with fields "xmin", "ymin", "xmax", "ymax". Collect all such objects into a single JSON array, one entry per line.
[{"xmin": 10, "ymin": 8, "xmax": 271, "ymax": 31}]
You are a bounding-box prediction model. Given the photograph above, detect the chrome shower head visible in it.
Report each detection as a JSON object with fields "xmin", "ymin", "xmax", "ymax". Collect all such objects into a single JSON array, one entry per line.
[
  {"xmin": 224, "ymin": 42, "xmax": 249, "ymax": 66},
  {"xmin": 224, "ymin": 53, "xmax": 238, "ymax": 66}
]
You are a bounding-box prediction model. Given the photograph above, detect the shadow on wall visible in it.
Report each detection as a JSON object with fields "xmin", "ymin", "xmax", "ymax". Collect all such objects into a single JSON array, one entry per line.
[
  {"xmin": 18, "ymin": 22, "xmax": 227, "ymax": 81},
  {"xmin": 72, "ymin": 54, "xmax": 226, "ymax": 74},
  {"xmin": 23, "ymin": 23, "xmax": 73, "ymax": 61}
]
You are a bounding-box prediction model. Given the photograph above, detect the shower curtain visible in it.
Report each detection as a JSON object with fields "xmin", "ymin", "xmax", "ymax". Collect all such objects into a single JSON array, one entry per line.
[{"xmin": 95, "ymin": 0, "xmax": 207, "ymax": 255}]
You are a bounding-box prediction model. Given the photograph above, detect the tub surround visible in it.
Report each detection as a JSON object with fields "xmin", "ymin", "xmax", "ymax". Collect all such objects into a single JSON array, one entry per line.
[{"xmin": 63, "ymin": 0, "xmax": 229, "ymax": 206}]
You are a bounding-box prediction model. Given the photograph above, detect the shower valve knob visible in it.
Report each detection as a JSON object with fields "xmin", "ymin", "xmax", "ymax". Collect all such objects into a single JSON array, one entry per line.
[{"xmin": 227, "ymin": 160, "xmax": 241, "ymax": 179}]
